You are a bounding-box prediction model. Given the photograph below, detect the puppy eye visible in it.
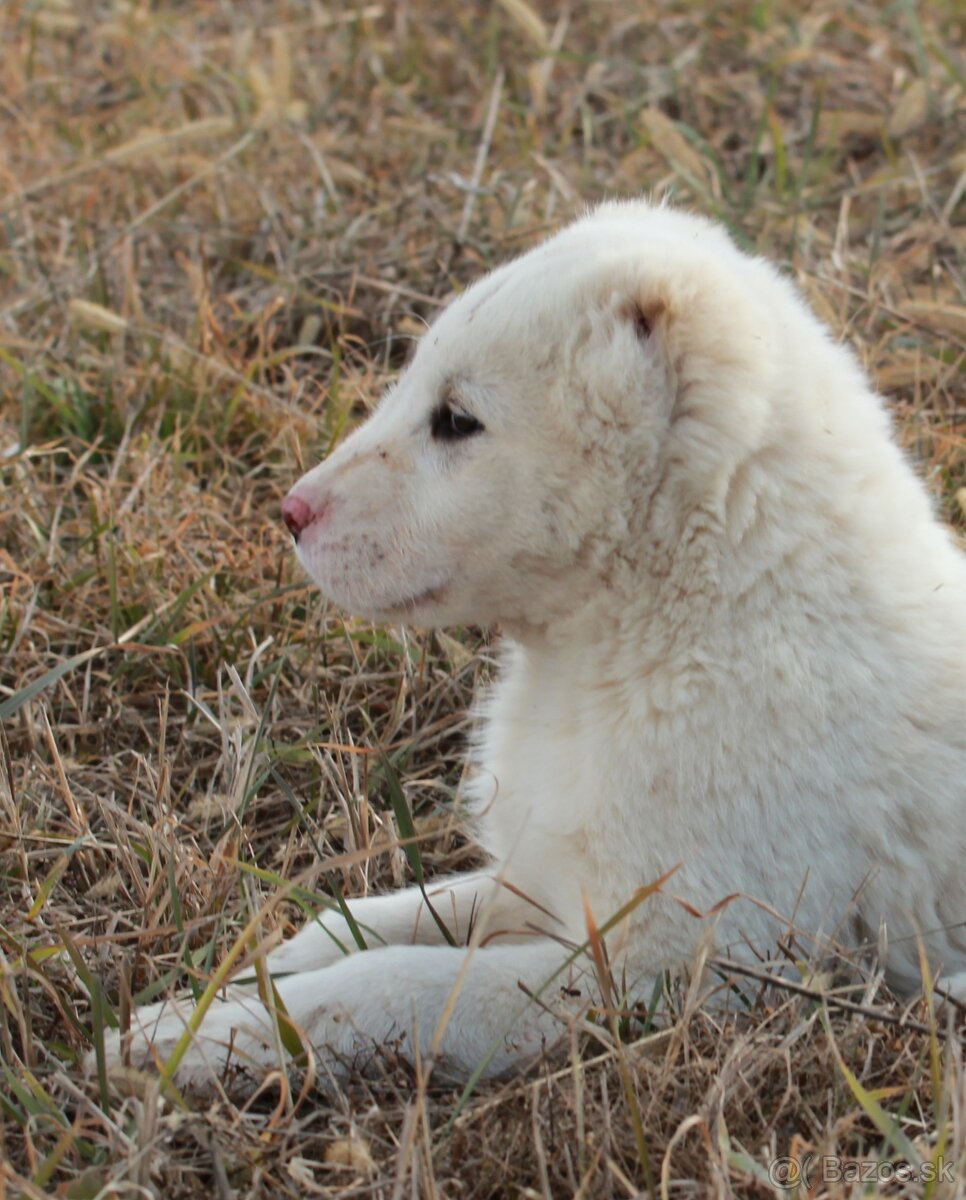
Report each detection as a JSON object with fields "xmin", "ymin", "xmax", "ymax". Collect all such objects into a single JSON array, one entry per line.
[{"xmin": 431, "ymin": 401, "xmax": 484, "ymax": 441}]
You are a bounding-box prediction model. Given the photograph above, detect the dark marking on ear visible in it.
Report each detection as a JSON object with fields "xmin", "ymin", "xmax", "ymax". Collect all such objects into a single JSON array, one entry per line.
[{"xmin": 621, "ymin": 300, "xmax": 666, "ymax": 342}]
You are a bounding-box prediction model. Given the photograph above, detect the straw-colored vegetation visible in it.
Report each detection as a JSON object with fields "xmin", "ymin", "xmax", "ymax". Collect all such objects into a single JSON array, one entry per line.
[{"xmin": 1, "ymin": 0, "xmax": 964, "ymax": 1195}]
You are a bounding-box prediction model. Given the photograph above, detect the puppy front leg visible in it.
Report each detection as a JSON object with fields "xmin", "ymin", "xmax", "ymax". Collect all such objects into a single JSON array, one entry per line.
[
  {"xmin": 263, "ymin": 870, "xmax": 541, "ymax": 976},
  {"xmin": 116, "ymin": 939, "xmax": 587, "ymax": 1088}
]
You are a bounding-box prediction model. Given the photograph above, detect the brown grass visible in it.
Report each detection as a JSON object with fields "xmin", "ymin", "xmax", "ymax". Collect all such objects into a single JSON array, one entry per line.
[{"xmin": 1, "ymin": 0, "xmax": 965, "ymax": 1195}]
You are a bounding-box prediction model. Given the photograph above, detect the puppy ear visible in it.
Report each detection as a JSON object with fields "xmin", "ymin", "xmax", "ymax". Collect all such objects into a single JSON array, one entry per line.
[
  {"xmin": 630, "ymin": 268, "xmax": 775, "ymax": 518},
  {"xmin": 620, "ymin": 299, "xmax": 667, "ymax": 344}
]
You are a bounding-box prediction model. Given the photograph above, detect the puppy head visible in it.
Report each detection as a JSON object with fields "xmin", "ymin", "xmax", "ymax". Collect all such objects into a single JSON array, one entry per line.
[{"xmin": 283, "ymin": 203, "xmax": 777, "ymax": 630}]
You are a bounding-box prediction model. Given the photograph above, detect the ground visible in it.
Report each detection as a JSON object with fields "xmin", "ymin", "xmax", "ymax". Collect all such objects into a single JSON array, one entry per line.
[{"xmin": 1, "ymin": 1, "xmax": 965, "ymax": 1196}]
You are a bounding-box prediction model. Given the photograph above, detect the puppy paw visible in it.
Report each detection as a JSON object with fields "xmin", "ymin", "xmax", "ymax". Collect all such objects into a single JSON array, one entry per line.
[{"xmin": 85, "ymin": 994, "xmax": 276, "ymax": 1089}]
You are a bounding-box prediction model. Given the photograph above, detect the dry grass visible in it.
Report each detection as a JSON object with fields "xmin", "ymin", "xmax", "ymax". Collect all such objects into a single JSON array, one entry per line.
[{"xmin": 1, "ymin": 0, "xmax": 965, "ymax": 1195}]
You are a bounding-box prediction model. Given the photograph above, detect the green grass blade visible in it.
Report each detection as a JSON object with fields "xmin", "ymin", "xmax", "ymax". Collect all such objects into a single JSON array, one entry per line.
[{"xmin": 0, "ymin": 647, "xmax": 104, "ymax": 721}]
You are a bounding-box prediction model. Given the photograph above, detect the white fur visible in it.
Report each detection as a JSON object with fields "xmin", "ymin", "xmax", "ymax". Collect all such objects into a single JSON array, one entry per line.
[{"xmin": 96, "ymin": 202, "xmax": 966, "ymax": 1089}]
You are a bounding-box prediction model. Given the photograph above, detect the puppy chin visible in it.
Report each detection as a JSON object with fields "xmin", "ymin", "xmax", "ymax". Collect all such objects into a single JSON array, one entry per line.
[
  {"xmin": 310, "ymin": 578, "xmax": 452, "ymax": 625},
  {"xmin": 366, "ymin": 581, "xmax": 451, "ymax": 623}
]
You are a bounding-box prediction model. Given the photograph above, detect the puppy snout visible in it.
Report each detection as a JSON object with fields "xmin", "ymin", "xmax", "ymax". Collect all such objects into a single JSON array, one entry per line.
[{"xmin": 281, "ymin": 492, "xmax": 321, "ymax": 542}]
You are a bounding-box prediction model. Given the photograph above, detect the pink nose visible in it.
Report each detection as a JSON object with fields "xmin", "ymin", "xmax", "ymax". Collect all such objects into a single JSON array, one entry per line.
[{"xmin": 281, "ymin": 493, "xmax": 316, "ymax": 541}]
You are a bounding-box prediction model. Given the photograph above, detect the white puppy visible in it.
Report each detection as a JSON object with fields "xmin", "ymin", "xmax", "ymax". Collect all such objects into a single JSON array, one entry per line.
[{"xmin": 98, "ymin": 201, "xmax": 966, "ymax": 1088}]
